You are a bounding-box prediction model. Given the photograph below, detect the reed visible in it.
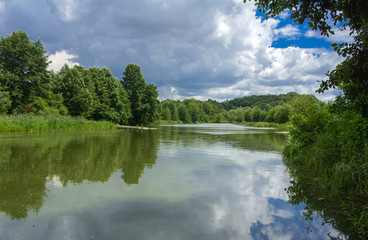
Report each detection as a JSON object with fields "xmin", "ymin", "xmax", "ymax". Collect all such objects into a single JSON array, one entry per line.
[{"xmin": 0, "ymin": 114, "xmax": 116, "ymax": 132}]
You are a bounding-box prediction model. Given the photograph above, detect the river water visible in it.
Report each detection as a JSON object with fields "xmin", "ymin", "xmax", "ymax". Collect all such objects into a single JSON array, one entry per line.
[{"xmin": 0, "ymin": 124, "xmax": 339, "ymax": 239}]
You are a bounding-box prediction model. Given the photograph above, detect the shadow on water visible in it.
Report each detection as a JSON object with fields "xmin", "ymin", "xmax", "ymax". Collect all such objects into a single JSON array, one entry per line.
[{"xmin": 0, "ymin": 130, "xmax": 159, "ymax": 219}]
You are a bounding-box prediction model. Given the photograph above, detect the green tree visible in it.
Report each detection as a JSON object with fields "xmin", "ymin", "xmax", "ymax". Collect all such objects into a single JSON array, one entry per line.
[
  {"xmin": 290, "ymin": 95, "xmax": 322, "ymax": 116},
  {"xmin": 188, "ymin": 102, "xmax": 200, "ymax": 123},
  {"xmin": 122, "ymin": 64, "xmax": 159, "ymax": 125},
  {"xmin": 161, "ymin": 106, "xmax": 172, "ymax": 121},
  {"xmin": 84, "ymin": 67, "xmax": 130, "ymax": 124},
  {"xmin": 273, "ymin": 104, "xmax": 291, "ymax": 124},
  {"xmin": 0, "ymin": 30, "xmax": 51, "ymax": 113},
  {"xmin": 161, "ymin": 99, "xmax": 180, "ymax": 121},
  {"xmin": 178, "ymin": 104, "xmax": 191, "ymax": 123},
  {"xmin": 228, "ymin": 108, "xmax": 244, "ymax": 123},
  {"xmin": 251, "ymin": 107, "xmax": 262, "ymax": 122},
  {"xmin": 215, "ymin": 112, "xmax": 224, "ymax": 123},
  {"xmin": 243, "ymin": 107, "xmax": 252, "ymax": 122},
  {"xmin": 53, "ymin": 65, "xmax": 93, "ymax": 117},
  {"xmin": 0, "ymin": 86, "xmax": 11, "ymax": 114}
]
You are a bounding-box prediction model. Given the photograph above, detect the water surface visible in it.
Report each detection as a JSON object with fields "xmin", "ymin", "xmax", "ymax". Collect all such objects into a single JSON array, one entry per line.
[{"xmin": 0, "ymin": 124, "xmax": 338, "ymax": 239}]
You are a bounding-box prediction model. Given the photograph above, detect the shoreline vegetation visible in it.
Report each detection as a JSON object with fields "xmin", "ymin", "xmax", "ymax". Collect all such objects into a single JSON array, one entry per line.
[
  {"xmin": 0, "ymin": 114, "xmax": 116, "ymax": 132},
  {"xmin": 0, "ymin": 115, "xmax": 289, "ymax": 133}
]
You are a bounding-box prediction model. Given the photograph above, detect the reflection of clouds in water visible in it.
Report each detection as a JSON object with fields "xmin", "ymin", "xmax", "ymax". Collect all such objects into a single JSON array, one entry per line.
[
  {"xmin": 203, "ymin": 151, "xmax": 289, "ymax": 239},
  {"xmin": 46, "ymin": 176, "xmax": 63, "ymax": 188}
]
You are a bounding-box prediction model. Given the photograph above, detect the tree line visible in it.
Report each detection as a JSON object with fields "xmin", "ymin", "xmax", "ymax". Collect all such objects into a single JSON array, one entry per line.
[
  {"xmin": 159, "ymin": 92, "xmax": 324, "ymax": 125},
  {"xmin": 0, "ymin": 30, "xmax": 159, "ymax": 126}
]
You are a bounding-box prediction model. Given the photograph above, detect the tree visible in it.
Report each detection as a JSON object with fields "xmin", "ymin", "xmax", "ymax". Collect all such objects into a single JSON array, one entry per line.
[
  {"xmin": 122, "ymin": 64, "xmax": 159, "ymax": 125},
  {"xmin": 273, "ymin": 104, "xmax": 291, "ymax": 124},
  {"xmin": 178, "ymin": 104, "xmax": 191, "ymax": 123},
  {"xmin": 228, "ymin": 108, "xmax": 244, "ymax": 123},
  {"xmin": 53, "ymin": 65, "xmax": 93, "ymax": 117},
  {"xmin": 161, "ymin": 106, "xmax": 172, "ymax": 121},
  {"xmin": 161, "ymin": 99, "xmax": 180, "ymax": 121},
  {"xmin": 246, "ymin": 0, "xmax": 368, "ymax": 117},
  {"xmin": 0, "ymin": 86, "xmax": 11, "ymax": 114},
  {"xmin": 84, "ymin": 67, "xmax": 130, "ymax": 124},
  {"xmin": 0, "ymin": 30, "xmax": 51, "ymax": 113}
]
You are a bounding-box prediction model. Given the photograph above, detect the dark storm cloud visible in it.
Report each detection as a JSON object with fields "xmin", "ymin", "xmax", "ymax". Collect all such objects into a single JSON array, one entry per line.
[{"xmin": 0, "ymin": 0, "xmax": 343, "ymax": 100}]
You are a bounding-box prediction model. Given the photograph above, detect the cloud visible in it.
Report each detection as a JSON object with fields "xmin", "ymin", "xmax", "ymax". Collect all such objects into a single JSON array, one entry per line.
[
  {"xmin": 47, "ymin": 0, "xmax": 80, "ymax": 22},
  {"xmin": 0, "ymin": 1, "xmax": 4, "ymax": 12},
  {"xmin": 274, "ymin": 24, "xmax": 301, "ymax": 39},
  {"xmin": 305, "ymin": 28, "xmax": 353, "ymax": 43},
  {"xmin": 48, "ymin": 50, "xmax": 80, "ymax": 72},
  {"xmin": 278, "ymin": 10, "xmax": 290, "ymax": 20},
  {"xmin": 0, "ymin": 0, "xmax": 344, "ymax": 101}
]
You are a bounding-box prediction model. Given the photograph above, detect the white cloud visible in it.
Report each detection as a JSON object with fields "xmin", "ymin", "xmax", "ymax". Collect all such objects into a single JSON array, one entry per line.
[
  {"xmin": 278, "ymin": 10, "xmax": 290, "ymax": 20},
  {"xmin": 274, "ymin": 24, "xmax": 301, "ymax": 39},
  {"xmin": 305, "ymin": 28, "xmax": 353, "ymax": 43},
  {"xmin": 48, "ymin": 50, "xmax": 80, "ymax": 72}
]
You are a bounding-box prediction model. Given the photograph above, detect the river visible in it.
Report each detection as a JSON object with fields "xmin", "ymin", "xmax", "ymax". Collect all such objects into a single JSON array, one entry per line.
[{"xmin": 0, "ymin": 124, "xmax": 340, "ymax": 239}]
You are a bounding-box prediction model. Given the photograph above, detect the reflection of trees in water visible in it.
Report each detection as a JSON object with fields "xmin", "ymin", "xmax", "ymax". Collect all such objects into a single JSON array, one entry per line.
[
  {"xmin": 283, "ymin": 158, "xmax": 365, "ymax": 239},
  {"xmin": 159, "ymin": 126, "xmax": 286, "ymax": 153},
  {"xmin": 121, "ymin": 131, "xmax": 158, "ymax": 185},
  {"xmin": 0, "ymin": 130, "xmax": 159, "ymax": 219}
]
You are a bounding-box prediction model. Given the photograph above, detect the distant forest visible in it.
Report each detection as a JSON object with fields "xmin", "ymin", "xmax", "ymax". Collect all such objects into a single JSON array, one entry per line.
[{"xmin": 159, "ymin": 92, "xmax": 324, "ymax": 124}]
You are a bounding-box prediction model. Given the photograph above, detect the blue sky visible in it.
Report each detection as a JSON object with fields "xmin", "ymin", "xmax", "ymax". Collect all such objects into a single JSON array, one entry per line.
[{"xmin": 0, "ymin": 0, "xmax": 351, "ymax": 101}]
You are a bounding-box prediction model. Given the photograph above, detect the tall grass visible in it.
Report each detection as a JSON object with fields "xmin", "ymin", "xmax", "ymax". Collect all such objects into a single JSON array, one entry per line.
[{"xmin": 0, "ymin": 114, "xmax": 116, "ymax": 132}]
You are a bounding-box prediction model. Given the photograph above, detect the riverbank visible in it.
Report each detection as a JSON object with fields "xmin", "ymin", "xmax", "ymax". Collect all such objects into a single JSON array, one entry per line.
[{"xmin": 0, "ymin": 115, "xmax": 116, "ymax": 132}]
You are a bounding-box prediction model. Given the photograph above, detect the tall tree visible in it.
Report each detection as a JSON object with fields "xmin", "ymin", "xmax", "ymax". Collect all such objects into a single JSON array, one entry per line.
[
  {"xmin": 84, "ymin": 67, "xmax": 131, "ymax": 124},
  {"xmin": 53, "ymin": 65, "xmax": 93, "ymax": 117},
  {"xmin": 0, "ymin": 30, "xmax": 51, "ymax": 113},
  {"xmin": 122, "ymin": 64, "xmax": 159, "ymax": 125}
]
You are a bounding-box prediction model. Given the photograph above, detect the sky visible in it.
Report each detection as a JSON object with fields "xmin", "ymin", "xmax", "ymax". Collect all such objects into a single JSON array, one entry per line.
[{"xmin": 0, "ymin": 0, "xmax": 351, "ymax": 101}]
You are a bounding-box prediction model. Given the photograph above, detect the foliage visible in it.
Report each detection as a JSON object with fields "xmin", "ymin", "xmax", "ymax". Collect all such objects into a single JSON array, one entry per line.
[
  {"xmin": 158, "ymin": 93, "xmax": 321, "ymax": 125},
  {"xmin": 0, "ymin": 86, "xmax": 11, "ymax": 114},
  {"xmin": 283, "ymin": 107, "xmax": 368, "ymax": 237},
  {"xmin": 53, "ymin": 65, "xmax": 94, "ymax": 117},
  {"xmin": 0, "ymin": 30, "xmax": 51, "ymax": 114},
  {"xmin": 122, "ymin": 64, "xmax": 159, "ymax": 125},
  {"xmin": 84, "ymin": 67, "xmax": 131, "ymax": 124},
  {"xmin": 223, "ymin": 92, "xmax": 301, "ymax": 110}
]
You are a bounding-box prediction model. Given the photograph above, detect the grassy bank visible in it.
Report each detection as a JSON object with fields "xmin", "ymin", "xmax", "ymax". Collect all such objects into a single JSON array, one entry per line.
[{"xmin": 0, "ymin": 115, "xmax": 117, "ymax": 132}]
